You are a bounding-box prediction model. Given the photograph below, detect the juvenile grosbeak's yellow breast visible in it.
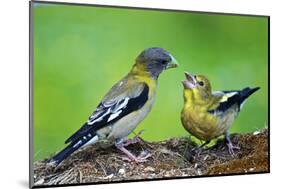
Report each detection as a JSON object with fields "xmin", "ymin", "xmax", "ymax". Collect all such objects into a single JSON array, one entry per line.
[
  {"xmin": 181, "ymin": 72, "xmax": 259, "ymax": 154},
  {"xmin": 50, "ymin": 47, "xmax": 178, "ymax": 165}
]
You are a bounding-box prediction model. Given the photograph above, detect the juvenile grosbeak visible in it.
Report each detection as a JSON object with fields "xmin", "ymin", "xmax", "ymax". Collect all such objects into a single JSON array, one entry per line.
[
  {"xmin": 181, "ymin": 72, "xmax": 259, "ymax": 154},
  {"xmin": 50, "ymin": 47, "xmax": 178, "ymax": 165}
]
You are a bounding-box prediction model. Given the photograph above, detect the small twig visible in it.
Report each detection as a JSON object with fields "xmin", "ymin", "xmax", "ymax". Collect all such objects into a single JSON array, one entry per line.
[
  {"xmin": 79, "ymin": 170, "xmax": 83, "ymax": 183},
  {"xmin": 95, "ymin": 160, "xmax": 107, "ymax": 176}
]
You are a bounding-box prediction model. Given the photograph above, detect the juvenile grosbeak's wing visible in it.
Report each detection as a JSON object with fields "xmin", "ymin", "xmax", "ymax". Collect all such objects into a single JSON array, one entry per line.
[
  {"xmin": 65, "ymin": 78, "xmax": 149, "ymax": 144},
  {"xmin": 208, "ymin": 87, "xmax": 260, "ymax": 115}
]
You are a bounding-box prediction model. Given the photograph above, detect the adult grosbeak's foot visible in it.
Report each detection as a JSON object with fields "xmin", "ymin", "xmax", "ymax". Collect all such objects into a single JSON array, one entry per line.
[
  {"xmin": 116, "ymin": 144, "xmax": 151, "ymax": 163},
  {"xmin": 225, "ymin": 133, "xmax": 240, "ymax": 155},
  {"xmin": 122, "ymin": 151, "xmax": 151, "ymax": 163},
  {"xmin": 122, "ymin": 130, "xmax": 144, "ymax": 147}
]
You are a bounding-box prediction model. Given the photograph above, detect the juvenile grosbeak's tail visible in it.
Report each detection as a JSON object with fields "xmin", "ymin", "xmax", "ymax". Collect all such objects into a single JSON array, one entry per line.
[
  {"xmin": 49, "ymin": 134, "xmax": 99, "ymax": 166},
  {"xmin": 239, "ymin": 87, "xmax": 260, "ymax": 106}
]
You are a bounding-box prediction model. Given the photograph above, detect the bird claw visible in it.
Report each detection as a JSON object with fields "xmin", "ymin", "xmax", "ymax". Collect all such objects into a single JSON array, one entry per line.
[
  {"xmin": 225, "ymin": 133, "xmax": 240, "ymax": 155},
  {"xmin": 227, "ymin": 143, "xmax": 240, "ymax": 155},
  {"xmin": 191, "ymin": 147, "xmax": 203, "ymax": 155},
  {"xmin": 122, "ymin": 136, "xmax": 141, "ymax": 146},
  {"xmin": 116, "ymin": 131, "xmax": 149, "ymax": 163},
  {"xmin": 122, "ymin": 130, "xmax": 144, "ymax": 146},
  {"xmin": 122, "ymin": 151, "xmax": 151, "ymax": 163}
]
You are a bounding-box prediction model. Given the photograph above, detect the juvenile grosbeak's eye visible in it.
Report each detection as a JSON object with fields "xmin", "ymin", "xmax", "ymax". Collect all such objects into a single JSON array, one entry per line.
[{"xmin": 198, "ymin": 81, "xmax": 204, "ymax": 86}]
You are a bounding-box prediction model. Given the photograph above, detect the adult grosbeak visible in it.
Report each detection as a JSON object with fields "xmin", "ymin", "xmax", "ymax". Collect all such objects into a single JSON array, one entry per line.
[
  {"xmin": 50, "ymin": 47, "xmax": 178, "ymax": 165},
  {"xmin": 181, "ymin": 72, "xmax": 259, "ymax": 154}
]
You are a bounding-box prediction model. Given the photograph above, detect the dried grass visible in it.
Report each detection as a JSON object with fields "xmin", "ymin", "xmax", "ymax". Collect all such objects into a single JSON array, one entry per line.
[{"xmin": 34, "ymin": 129, "xmax": 268, "ymax": 186}]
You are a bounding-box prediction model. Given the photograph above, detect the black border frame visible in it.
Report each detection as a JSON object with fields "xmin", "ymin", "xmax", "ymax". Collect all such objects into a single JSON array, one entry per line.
[{"xmin": 29, "ymin": 1, "xmax": 270, "ymax": 188}]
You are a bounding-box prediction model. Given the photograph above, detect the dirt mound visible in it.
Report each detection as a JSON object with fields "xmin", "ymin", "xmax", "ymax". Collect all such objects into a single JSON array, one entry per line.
[{"xmin": 33, "ymin": 129, "xmax": 269, "ymax": 187}]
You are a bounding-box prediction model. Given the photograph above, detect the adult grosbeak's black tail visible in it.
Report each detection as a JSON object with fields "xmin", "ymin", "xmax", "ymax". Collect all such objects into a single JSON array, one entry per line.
[
  {"xmin": 50, "ymin": 130, "xmax": 99, "ymax": 165},
  {"xmin": 50, "ymin": 143, "xmax": 77, "ymax": 166}
]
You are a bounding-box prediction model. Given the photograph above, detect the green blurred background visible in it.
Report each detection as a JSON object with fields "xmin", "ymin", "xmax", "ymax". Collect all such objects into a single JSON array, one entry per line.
[{"xmin": 33, "ymin": 3, "xmax": 268, "ymax": 161}]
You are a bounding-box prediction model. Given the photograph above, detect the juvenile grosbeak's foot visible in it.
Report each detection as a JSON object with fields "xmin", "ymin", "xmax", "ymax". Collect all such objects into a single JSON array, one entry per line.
[
  {"xmin": 191, "ymin": 140, "xmax": 210, "ymax": 156},
  {"xmin": 225, "ymin": 133, "xmax": 240, "ymax": 155},
  {"xmin": 226, "ymin": 142, "xmax": 240, "ymax": 155},
  {"xmin": 122, "ymin": 130, "xmax": 144, "ymax": 147},
  {"xmin": 191, "ymin": 147, "xmax": 202, "ymax": 155},
  {"xmin": 199, "ymin": 140, "xmax": 210, "ymax": 149}
]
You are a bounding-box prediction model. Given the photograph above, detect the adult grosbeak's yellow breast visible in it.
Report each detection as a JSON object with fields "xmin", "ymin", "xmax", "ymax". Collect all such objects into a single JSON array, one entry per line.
[
  {"xmin": 50, "ymin": 47, "xmax": 178, "ymax": 165},
  {"xmin": 181, "ymin": 72, "xmax": 259, "ymax": 154}
]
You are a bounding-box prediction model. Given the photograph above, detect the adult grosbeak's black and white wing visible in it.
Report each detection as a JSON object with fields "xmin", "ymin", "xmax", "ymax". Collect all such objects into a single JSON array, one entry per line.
[
  {"xmin": 65, "ymin": 79, "xmax": 149, "ymax": 144},
  {"xmin": 50, "ymin": 79, "xmax": 149, "ymax": 165}
]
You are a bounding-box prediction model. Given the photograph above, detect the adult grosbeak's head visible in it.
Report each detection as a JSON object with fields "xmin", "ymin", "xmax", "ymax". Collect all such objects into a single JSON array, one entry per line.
[
  {"xmin": 133, "ymin": 47, "xmax": 178, "ymax": 78},
  {"xmin": 182, "ymin": 72, "xmax": 212, "ymax": 104}
]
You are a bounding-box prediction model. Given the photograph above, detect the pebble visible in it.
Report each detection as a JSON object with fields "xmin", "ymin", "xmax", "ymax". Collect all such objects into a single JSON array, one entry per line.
[
  {"xmin": 249, "ymin": 168, "xmax": 255, "ymax": 171},
  {"xmin": 144, "ymin": 166, "xmax": 155, "ymax": 172},
  {"xmin": 107, "ymin": 174, "xmax": 114, "ymax": 179},
  {"xmin": 118, "ymin": 168, "xmax": 125, "ymax": 175}
]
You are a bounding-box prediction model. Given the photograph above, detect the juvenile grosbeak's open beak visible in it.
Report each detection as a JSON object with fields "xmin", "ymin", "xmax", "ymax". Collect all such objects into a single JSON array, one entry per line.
[
  {"xmin": 166, "ymin": 55, "xmax": 179, "ymax": 69},
  {"xmin": 182, "ymin": 72, "xmax": 197, "ymax": 89}
]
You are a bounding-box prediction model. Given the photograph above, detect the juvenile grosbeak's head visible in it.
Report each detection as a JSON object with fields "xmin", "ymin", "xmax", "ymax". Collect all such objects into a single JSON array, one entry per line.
[
  {"xmin": 133, "ymin": 47, "xmax": 178, "ymax": 78},
  {"xmin": 181, "ymin": 72, "xmax": 212, "ymax": 104}
]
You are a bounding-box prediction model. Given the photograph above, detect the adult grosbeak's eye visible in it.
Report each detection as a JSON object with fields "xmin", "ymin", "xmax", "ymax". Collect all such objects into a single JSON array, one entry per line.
[{"xmin": 160, "ymin": 60, "xmax": 167, "ymax": 65}]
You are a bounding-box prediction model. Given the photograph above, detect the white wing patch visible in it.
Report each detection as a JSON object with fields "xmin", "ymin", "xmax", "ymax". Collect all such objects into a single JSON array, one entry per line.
[
  {"xmin": 113, "ymin": 98, "xmax": 129, "ymax": 112},
  {"xmin": 108, "ymin": 110, "xmax": 122, "ymax": 122},
  {"xmin": 220, "ymin": 92, "xmax": 238, "ymax": 103},
  {"xmin": 87, "ymin": 97, "xmax": 130, "ymax": 125},
  {"xmin": 88, "ymin": 108, "xmax": 111, "ymax": 125}
]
